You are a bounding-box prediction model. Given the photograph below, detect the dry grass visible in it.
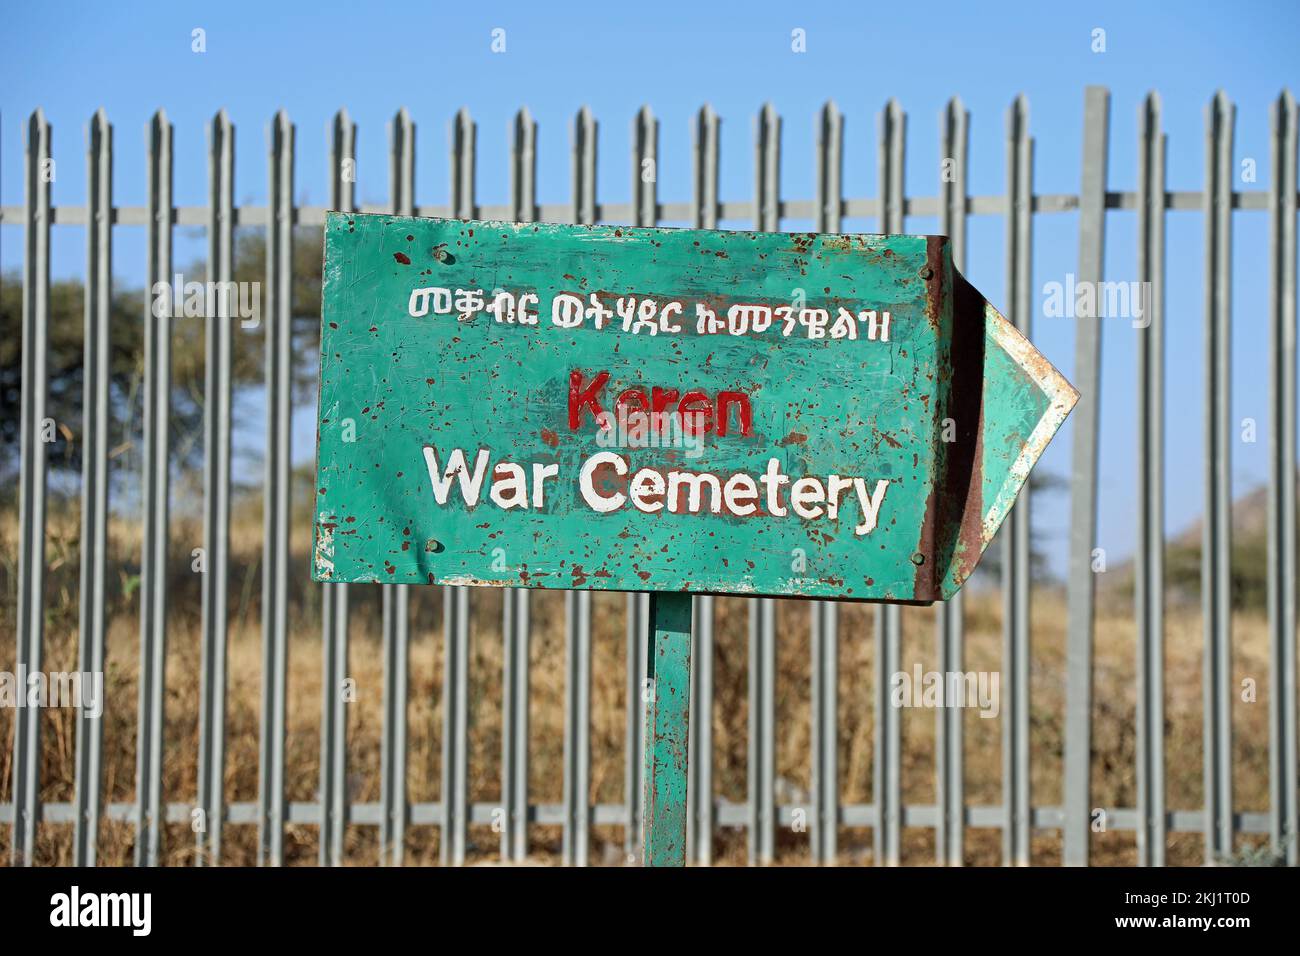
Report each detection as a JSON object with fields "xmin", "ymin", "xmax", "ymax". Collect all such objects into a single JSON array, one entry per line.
[{"xmin": 0, "ymin": 500, "xmax": 1277, "ymax": 867}]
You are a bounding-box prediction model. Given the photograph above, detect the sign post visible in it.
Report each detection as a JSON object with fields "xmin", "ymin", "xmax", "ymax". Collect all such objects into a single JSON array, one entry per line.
[
  {"xmin": 314, "ymin": 213, "xmax": 1078, "ymax": 866},
  {"xmin": 642, "ymin": 592, "xmax": 693, "ymax": 866}
]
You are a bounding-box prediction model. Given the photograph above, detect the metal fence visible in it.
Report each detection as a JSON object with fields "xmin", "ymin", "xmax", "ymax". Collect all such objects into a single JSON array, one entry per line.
[{"xmin": 1, "ymin": 85, "xmax": 1297, "ymax": 867}]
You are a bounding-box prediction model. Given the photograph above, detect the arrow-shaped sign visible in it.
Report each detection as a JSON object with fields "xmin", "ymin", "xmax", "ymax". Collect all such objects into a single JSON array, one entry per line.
[{"xmin": 314, "ymin": 214, "xmax": 1077, "ymax": 604}]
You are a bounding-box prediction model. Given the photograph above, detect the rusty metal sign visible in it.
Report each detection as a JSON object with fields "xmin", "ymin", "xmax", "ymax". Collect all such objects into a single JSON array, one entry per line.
[{"xmin": 313, "ymin": 213, "xmax": 1076, "ymax": 603}]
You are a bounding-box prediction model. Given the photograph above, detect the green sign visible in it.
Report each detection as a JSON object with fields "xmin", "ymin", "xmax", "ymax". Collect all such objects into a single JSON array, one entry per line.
[{"xmin": 313, "ymin": 213, "xmax": 1076, "ymax": 603}]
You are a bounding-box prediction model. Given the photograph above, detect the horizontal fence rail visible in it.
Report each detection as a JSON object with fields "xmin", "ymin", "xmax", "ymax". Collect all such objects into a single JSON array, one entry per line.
[{"xmin": 1, "ymin": 86, "xmax": 1297, "ymax": 866}]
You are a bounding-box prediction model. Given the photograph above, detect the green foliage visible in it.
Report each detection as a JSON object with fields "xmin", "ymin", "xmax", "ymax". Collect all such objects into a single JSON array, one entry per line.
[
  {"xmin": 1164, "ymin": 534, "xmax": 1299, "ymax": 612},
  {"xmin": 1215, "ymin": 834, "xmax": 1290, "ymax": 867},
  {"xmin": 0, "ymin": 227, "xmax": 324, "ymax": 493}
]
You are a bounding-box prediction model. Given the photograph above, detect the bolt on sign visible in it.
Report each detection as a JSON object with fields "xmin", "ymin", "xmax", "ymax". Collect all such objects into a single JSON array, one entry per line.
[
  {"xmin": 313, "ymin": 213, "xmax": 1077, "ymax": 867},
  {"xmin": 313, "ymin": 214, "xmax": 1076, "ymax": 601}
]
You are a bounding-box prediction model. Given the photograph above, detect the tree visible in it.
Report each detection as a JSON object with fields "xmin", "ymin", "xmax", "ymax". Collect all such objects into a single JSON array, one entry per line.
[{"xmin": 0, "ymin": 227, "xmax": 324, "ymax": 502}]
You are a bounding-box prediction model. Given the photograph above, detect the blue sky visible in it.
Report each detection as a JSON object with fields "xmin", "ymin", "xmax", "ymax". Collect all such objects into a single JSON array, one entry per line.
[{"xmin": 2, "ymin": 0, "xmax": 1298, "ymax": 574}]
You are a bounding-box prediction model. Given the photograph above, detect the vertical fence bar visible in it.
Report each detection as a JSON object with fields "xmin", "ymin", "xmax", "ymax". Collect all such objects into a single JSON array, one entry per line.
[
  {"xmin": 810, "ymin": 99, "xmax": 842, "ymax": 866},
  {"xmin": 74, "ymin": 109, "xmax": 111, "ymax": 867},
  {"xmin": 1063, "ymin": 86, "xmax": 1109, "ymax": 867},
  {"xmin": 873, "ymin": 606, "xmax": 901, "ymax": 867},
  {"xmin": 318, "ymin": 577, "xmax": 349, "ymax": 862},
  {"xmin": 561, "ymin": 105, "xmax": 596, "ymax": 867},
  {"xmin": 940, "ymin": 97, "xmax": 969, "ymax": 265},
  {"xmin": 747, "ymin": 598, "xmax": 776, "ymax": 865},
  {"xmin": 693, "ymin": 104, "xmax": 719, "ymax": 231},
  {"xmin": 258, "ymin": 109, "xmax": 293, "ymax": 867},
  {"xmin": 501, "ymin": 587, "xmax": 529, "ymax": 861},
  {"xmin": 451, "ymin": 107, "xmax": 476, "ymax": 219},
  {"xmin": 875, "ymin": 98, "xmax": 905, "ymax": 868},
  {"xmin": 880, "ymin": 99, "xmax": 906, "ymax": 235},
  {"xmin": 440, "ymin": 585, "xmax": 470, "ymax": 866},
  {"xmin": 1002, "ymin": 93, "xmax": 1033, "ymax": 867},
  {"xmin": 12, "ymin": 109, "xmax": 51, "ymax": 867},
  {"xmin": 562, "ymin": 590, "xmax": 592, "ymax": 866},
  {"xmin": 573, "ymin": 105, "xmax": 597, "ymax": 225},
  {"xmin": 136, "ymin": 109, "xmax": 172, "ymax": 868},
  {"xmin": 1202, "ymin": 90, "xmax": 1236, "ymax": 862},
  {"xmin": 440, "ymin": 107, "xmax": 476, "ymax": 867},
  {"xmin": 379, "ymin": 107, "xmax": 414, "ymax": 867},
  {"xmin": 815, "ymin": 101, "xmax": 842, "ymax": 235},
  {"xmin": 1268, "ymin": 89, "xmax": 1298, "ymax": 866},
  {"xmin": 502, "ymin": 589, "xmax": 529, "ymax": 864},
  {"xmin": 501, "ymin": 106, "xmax": 536, "ymax": 863},
  {"xmin": 755, "ymin": 102, "xmax": 780, "ymax": 233},
  {"xmin": 686, "ymin": 103, "xmax": 719, "ymax": 867},
  {"xmin": 810, "ymin": 602, "xmax": 838, "ymax": 864},
  {"xmin": 747, "ymin": 102, "xmax": 780, "ymax": 866},
  {"xmin": 761, "ymin": 595, "xmax": 775, "ymax": 867},
  {"xmin": 198, "ymin": 108, "xmax": 234, "ymax": 868},
  {"xmin": 624, "ymin": 593, "xmax": 649, "ymax": 859},
  {"xmin": 1135, "ymin": 92, "xmax": 1167, "ymax": 867},
  {"xmin": 319, "ymin": 107, "xmax": 356, "ymax": 868},
  {"xmin": 622, "ymin": 105, "xmax": 658, "ymax": 859},
  {"xmin": 633, "ymin": 104, "xmax": 657, "ymax": 225},
  {"xmin": 379, "ymin": 581, "xmax": 409, "ymax": 862},
  {"xmin": 936, "ymin": 95, "xmax": 969, "ymax": 868},
  {"xmin": 511, "ymin": 106, "xmax": 537, "ymax": 222},
  {"xmin": 687, "ymin": 594, "xmax": 714, "ymax": 865}
]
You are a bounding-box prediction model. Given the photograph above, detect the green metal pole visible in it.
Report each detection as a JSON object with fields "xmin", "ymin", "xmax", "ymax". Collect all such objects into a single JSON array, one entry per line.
[{"xmin": 642, "ymin": 592, "xmax": 693, "ymax": 866}]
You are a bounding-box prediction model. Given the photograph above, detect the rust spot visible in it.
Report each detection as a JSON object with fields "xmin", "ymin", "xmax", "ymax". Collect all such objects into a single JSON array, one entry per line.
[
  {"xmin": 927, "ymin": 272, "xmax": 987, "ymax": 598},
  {"xmin": 923, "ymin": 235, "xmax": 946, "ymax": 332},
  {"xmin": 393, "ymin": 251, "xmax": 411, "ymax": 265},
  {"xmin": 777, "ymin": 431, "xmax": 808, "ymax": 446},
  {"xmin": 540, "ymin": 428, "xmax": 559, "ymax": 448}
]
